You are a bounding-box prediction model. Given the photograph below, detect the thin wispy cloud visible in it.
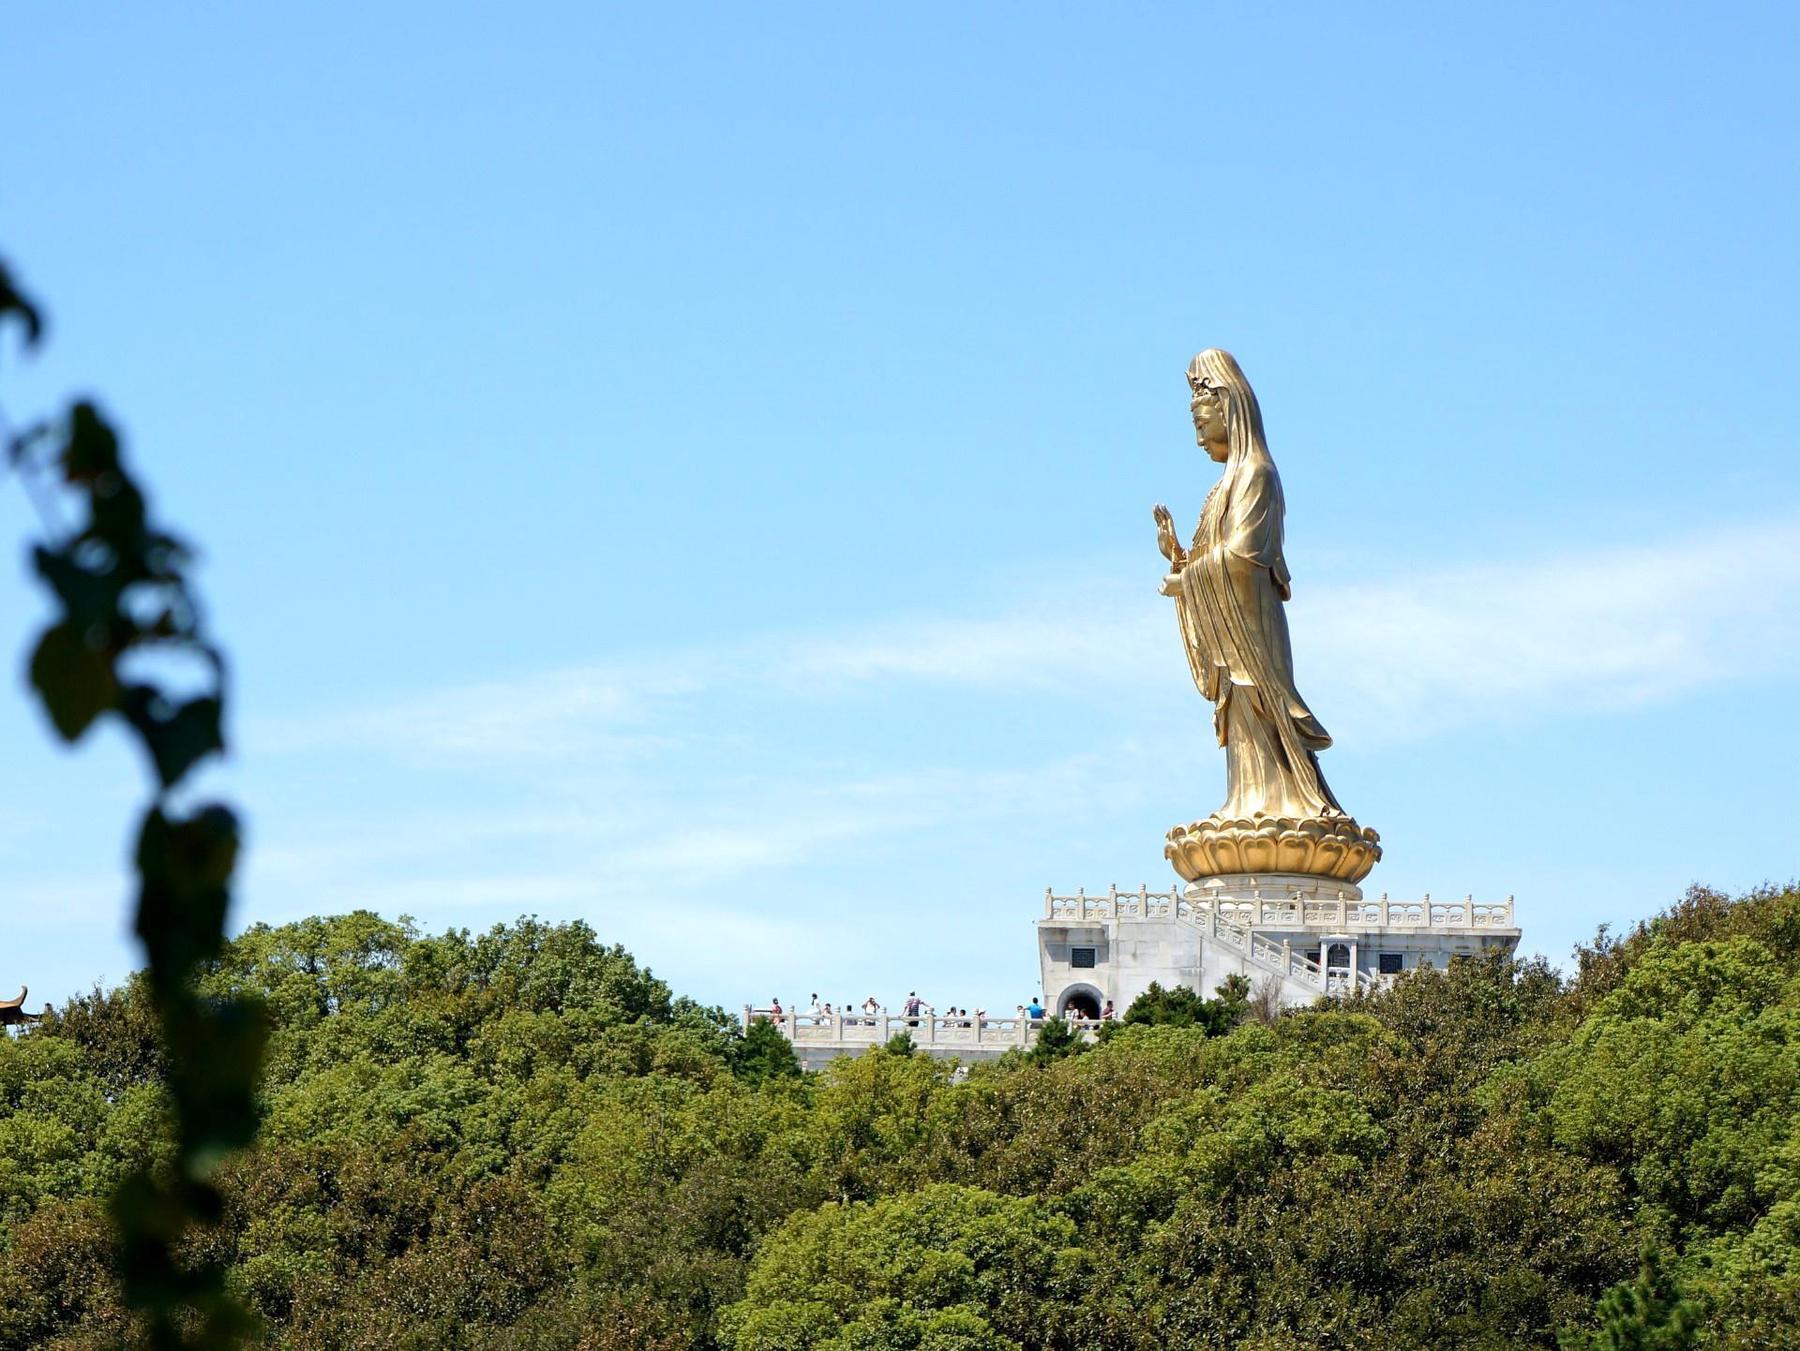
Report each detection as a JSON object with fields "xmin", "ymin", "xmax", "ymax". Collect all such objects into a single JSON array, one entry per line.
[
  {"xmin": 248, "ymin": 512, "xmax": 1800, "ymax": 765},
  {"xmin": 1298, "ymin": 516, "xmax": 1800, "ymax": 739},
  {"xmin": 248, "ymin": 665, "xmax": 702, "ymax": 766}
]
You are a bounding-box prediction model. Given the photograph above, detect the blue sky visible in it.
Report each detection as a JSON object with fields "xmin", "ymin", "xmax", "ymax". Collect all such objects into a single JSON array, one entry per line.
[{"xmin": 2, "ymin": 4, "xmax": 1797, "ymax": 1014}]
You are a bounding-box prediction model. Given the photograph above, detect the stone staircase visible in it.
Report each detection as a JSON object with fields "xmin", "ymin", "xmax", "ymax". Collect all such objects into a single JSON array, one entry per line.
[{"xmin": 1174, "ymin": 893, "xmax": 1361, "ymax": 1000}]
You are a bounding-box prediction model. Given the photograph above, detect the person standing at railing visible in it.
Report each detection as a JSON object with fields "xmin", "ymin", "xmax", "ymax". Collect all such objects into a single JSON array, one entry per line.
[
  {"xmin": 1100, "ymin": 1000, "xmax": 1116, "ymax": 1021},
  {"xmin": 770, "ymin": 997, "xmax": 783, "ymax": 1019},
  {"xmin": 1026, "ymin": 997, "xmax": 1044, "ymax": 1020}
]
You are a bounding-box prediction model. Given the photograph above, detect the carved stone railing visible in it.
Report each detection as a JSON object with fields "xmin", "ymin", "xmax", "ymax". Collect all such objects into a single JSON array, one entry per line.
[
  {"xmin": 1044, "ymin": 885, "xmax": 1184, "ymax": 922},
  {"xmin": 742, "ymin": 1008, "xmax": 1100, "ymax": 1052},
  {"xmin": 1044, "ymin": 885, "xmax": 1515, "ymax": 932},
  {"xmin": 1224, "ymin": 908, "xmax": 1323, "ymax": 991}
]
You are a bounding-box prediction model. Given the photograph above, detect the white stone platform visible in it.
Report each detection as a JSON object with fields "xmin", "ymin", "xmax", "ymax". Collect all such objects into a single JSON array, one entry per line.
[
  {"xmin": 1039, "ymin": 875, "xmax": 1520, "ymax": 1018},
  {"xmin": 740, "ymin": 1008, "xmax": 1087, "ymax": 1070},
  {"xmin": 746, "ymin": 873, "xmax": 1522, "ymax": 1067}
]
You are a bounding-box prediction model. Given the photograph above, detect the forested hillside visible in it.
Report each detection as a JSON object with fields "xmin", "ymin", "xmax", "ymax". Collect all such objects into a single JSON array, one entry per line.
[{"xmin": 2, "ymin": 885, "xmax": 1797, "ymax": 1349}]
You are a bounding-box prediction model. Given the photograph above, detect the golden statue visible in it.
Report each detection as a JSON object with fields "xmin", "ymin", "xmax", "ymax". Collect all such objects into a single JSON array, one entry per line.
[{"xmin": 1154, "ymin": 349, "xmax": 1380, "ymax": 885}]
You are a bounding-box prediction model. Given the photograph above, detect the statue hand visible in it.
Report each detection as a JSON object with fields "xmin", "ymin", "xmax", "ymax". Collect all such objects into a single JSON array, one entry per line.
[{"xmin": 1153, "ymin": 504, "xmax": 1183, "ymax": 564}]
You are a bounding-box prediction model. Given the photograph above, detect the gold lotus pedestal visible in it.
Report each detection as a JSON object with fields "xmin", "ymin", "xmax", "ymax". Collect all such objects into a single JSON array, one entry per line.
[{"xmin": 1164, "ymin": 813, "xmax": 1382, "ymax": 886}]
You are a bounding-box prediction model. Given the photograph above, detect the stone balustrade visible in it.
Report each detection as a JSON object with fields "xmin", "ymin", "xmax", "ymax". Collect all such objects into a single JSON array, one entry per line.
[
  {"xmin": 1043, "ymin": 884, "xmax": 1514, "ymax": 932},
  {"xmin": 743, "ymin": 1008, "xmax": 1100, "ymax": 1055}
]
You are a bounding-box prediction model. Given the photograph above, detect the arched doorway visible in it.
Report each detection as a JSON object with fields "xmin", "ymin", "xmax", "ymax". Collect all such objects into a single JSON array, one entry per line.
[
  {"xmin": 1321, "ymin": 942, "xmax": 1352, "ymax": 994},
  {"xmin": 1058, "ymin": 985, "xmax": 1102, "ymax": 1020}
]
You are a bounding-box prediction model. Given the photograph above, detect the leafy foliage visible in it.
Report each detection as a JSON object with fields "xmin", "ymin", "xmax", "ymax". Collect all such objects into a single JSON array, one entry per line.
[
  {"xmin": 1114, "ymin": 976, "xmax": 1251, "ymax": 1037},
  {"xmin": 1026, "ymin": 1015, "xmax": 1084, "ymax": 1065},
  {"xmin": 1561, "ymin": 1246, "xmax": 1701, "ymax": 1350},
  {"xmin": 736, "ymin": 1016, "xmax": 804, "ymax": 1085},
  {"xmin": 2, "ymin": 887, "xmax": 1797, "ymax": 1347}
]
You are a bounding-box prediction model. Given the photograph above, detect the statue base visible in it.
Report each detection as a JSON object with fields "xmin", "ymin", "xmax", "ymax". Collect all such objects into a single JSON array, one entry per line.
[
  {"xmin": 1181, "ymin": 872, "xmax": 1365, "ymax": 904},
  {"xmin": 1164, "ymin": 813, "xmax": 1382, "ymax": 885}
]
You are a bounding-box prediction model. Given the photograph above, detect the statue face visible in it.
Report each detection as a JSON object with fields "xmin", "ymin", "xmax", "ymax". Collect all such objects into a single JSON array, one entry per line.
[{"xmin": 1190, "ymin": 383, "xmax": 1230, "ymax": 462}]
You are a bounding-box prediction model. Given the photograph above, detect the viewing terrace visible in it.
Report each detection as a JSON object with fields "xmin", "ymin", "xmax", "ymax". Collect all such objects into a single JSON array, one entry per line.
[
  {"xmin": 740, "ymin": 1007, "xmax": 1084, "ymax": 1068},
  {"xmin": 1044, "ymin": 884, "xmax": 1517, "ymax": 932}
]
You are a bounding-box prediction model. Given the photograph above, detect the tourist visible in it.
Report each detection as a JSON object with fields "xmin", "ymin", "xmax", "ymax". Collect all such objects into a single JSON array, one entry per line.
[
  {"xmin": 1100, "ymin": 999, "xmax": 1115, "ymax": 1021},
  {"xmin": 1026, "ymin": 996, "xmax": 1044, "ymax": 1020},
  {"xmin": 902, "ymin": 991, "xmax": 921, "ymax": 1024},
  {"xmin": 821, "ymin": 1001, "xmax": 833, "ymax": 1019},
  {"xmin": 862, "ymin": 995, "xmax": 880, "ymax": 1018},
  {"xmin": 808, "ymin": 993, "xmax": 822, "ymax": 1017},
  {"xmin": 770, "ymin": 997, "xmax": 783, "ymax": 1019}
]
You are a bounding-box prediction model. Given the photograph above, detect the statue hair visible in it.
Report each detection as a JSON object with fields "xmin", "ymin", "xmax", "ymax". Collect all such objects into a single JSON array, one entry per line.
[{"xmin": 1187, "ymin": 348, "xmax": 1270, "ymax": 468}]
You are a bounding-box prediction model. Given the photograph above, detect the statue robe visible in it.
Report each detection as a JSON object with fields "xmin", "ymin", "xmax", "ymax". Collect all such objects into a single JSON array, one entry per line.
[{"xmin": 1171, "ymin": 450, "xmax": 1346, "ymax": 822}]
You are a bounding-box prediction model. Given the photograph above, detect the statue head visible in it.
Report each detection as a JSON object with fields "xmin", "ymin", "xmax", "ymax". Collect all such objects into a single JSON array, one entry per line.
[{"xmin": 1187, "ymin": 348, "xmax": 1268, "ymax": 466}]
